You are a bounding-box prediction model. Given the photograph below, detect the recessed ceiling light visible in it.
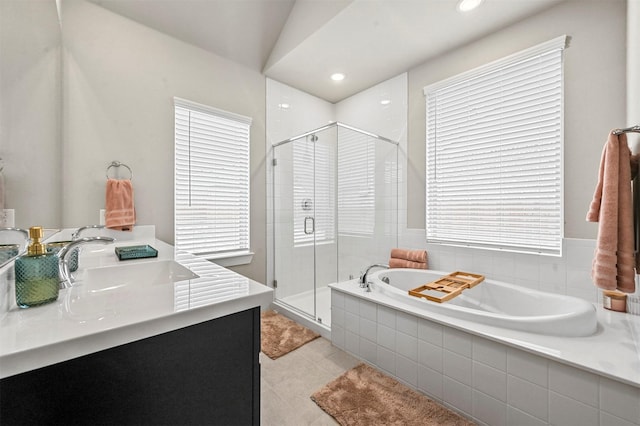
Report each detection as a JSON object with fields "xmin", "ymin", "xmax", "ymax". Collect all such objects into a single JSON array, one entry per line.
[
  {"xmin": 457, "ymin": 0, "xmax": 483, "ymax": 12},
  {"xmin": 380, "ymin": 99, "xmax": 391, "ymax": 106},
  {"xmin": 331, "ymin": 73, "xmax": 345, "ymax": 82},
  {"xmin": 278, "ymin": 103, "xmax": 290, "ymax": 109}
]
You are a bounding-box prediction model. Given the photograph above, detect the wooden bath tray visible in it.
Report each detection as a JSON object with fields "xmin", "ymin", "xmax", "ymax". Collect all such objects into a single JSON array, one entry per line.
[{"xmin": 408, "ymin": 271, "xmax": 484, "ymax": 303}]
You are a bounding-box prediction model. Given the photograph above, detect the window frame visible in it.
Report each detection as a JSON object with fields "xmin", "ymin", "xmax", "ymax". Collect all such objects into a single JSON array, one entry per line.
[
  {"xmin": 174, "ymin": 97, "xmax": 252, "ymax": 265},
  {"xmin": 423, "ymin": 36, "xmax": 568, "ymax": 256}
]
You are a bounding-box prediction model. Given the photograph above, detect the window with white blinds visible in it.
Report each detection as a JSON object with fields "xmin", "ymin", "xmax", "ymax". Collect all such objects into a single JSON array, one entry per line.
[
  {"xmin": 293, "ymin": 141, "xmax": 335, "ymax": 245},
  {"xmin": 174, "ymin": 97, "xmax": 251, "ymax": 257},
  {"xmin": 424, "ymin": 36, "xmax": 568, "ymax": 256},
  {"xmin": 338, "ymin": 128, "xmax": 375, "ymax": 236}
]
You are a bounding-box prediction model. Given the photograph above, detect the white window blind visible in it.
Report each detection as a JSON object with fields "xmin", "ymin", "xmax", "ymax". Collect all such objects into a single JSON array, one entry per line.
[
  {"xmin": 338, "ymin": 128, "xmax": 375, "ymax": 236},
  {"xmin": 424, "ymin": 36, "xmax": 568, "ymax": 256},
  {"xmin": 174, "ymin": 97, "xmax": 251, "ymax": 257},
  {"xmin": 293, "ymin": 140, "xmax": 335, "ymax": 245}
]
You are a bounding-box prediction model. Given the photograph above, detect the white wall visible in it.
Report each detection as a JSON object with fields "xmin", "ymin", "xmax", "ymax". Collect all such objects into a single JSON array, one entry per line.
[
  {"xmin": 406, "ymin": 0, "xmax": 627, "ymax": 240},
  {"xmin": 61, "ymin": 0, "xmax": 267, "ymax": 282},
  {"xmin": 0, "ymin": 0, "xmax": 62, "ymax": 229}
]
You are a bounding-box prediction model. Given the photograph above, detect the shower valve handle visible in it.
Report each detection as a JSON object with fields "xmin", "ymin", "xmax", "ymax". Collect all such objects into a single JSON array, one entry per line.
[{"xmin": 304, "ymin": 216, "xmax": 315, "ymax": 235}]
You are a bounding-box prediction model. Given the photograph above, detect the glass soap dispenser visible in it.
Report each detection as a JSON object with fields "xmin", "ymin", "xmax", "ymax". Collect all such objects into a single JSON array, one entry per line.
[{"xmin": 15, "ymin": 226, "xmax": 59, "ymax": 308}]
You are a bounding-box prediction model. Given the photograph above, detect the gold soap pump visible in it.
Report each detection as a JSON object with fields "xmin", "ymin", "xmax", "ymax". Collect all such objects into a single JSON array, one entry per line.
[
  {"xmin": 27, "ymin": 226, "xmax": 46, "ymax": 255},
  {"xmin": 14, "ymin": 226, "xmax": 60, "ymax": 308}
]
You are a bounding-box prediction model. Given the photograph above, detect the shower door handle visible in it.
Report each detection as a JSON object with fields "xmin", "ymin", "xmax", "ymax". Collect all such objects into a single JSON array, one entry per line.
[{"xmin": 304, "ymin": 216, "xmax": 315, "ymax": 235}]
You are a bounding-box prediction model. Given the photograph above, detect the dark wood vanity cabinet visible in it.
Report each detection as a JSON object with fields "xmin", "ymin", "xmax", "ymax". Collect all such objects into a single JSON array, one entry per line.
[{"xmin": 0, "ymin": 307, "xmax": 261, "ymax": 425}]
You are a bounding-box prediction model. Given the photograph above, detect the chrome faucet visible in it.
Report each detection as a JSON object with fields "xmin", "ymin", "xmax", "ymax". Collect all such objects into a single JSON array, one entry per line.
[
  {"xmin": 359, "ymin": 263, "xmax": 389, "ymax": 291},
  {"xmin": 0, "ymin": 227, "xmax": 29, "ymax": 243},
  {"xmin": 58, "ymin": 237, "xmax": 114, "ymax": 288},
  {"xmin": 0, "ymin": 228, "xmax": 29, "ymax": 268},
  {"xmin": 72, "ymin": 225, "xmax": 105, "ymax": 240}
]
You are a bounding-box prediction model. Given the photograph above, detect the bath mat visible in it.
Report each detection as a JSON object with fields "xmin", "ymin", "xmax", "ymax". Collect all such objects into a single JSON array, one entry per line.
[
  {"xmin": 311, "ymin": 363, "xmax": 475, "ymax": 426},
  {"xmin": 261, "ymin": 310, "xmax": 320, "ymax": 359}
]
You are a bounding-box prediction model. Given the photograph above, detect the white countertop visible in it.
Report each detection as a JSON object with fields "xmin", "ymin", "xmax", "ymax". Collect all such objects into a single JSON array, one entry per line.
[
  {"xmin": 331, "ymin": 279, "xmax": 640, "ymax": 389},
  {"xmin": 0, "ymin": 227, "xmax": 273, "ymax": 378}
]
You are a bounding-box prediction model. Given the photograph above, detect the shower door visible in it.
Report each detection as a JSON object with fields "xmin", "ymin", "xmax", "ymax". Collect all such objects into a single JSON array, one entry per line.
[{"xmin": 272, "ymin": 128, "xmax": 337, "ymax": 325}]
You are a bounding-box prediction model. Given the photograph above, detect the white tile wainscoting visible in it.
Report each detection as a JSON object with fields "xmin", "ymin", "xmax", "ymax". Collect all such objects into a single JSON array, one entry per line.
[
  {"xmin": 331, "ymin": 290, "xmax": 640, "ymax": 426},
  {"xmin": 398, "ymin": 232, "xmax": 640, "ymax": 315}
]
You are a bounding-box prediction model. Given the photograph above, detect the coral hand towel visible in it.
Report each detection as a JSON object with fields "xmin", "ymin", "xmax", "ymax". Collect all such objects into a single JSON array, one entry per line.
[
  {"xmin": 105, "ymin": 178, "xmax": 135, "ymax": 231},
  {"xmin": 586, "ymin": 132, "xmax": 635, "ymax": 293}
]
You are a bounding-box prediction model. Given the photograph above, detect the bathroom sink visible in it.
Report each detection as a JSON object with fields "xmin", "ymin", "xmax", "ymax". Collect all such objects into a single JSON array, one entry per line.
[
  {"xmin": 77, "ymin": 260, "xmax": 200, "ymax": 291},
  {"xmin": 61, "ymin": 260, "xmax": 199, "ymax": 321}
]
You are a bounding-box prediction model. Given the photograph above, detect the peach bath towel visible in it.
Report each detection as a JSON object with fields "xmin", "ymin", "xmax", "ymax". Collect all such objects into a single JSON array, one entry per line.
[
  {"xmin": 389, "ymin": 258, "xmax": 428, "ymax": 269},
  {"xmin": 632, "ymin": 154, "xmax": 640, "ymax": 271},
  {"xmin": 389, "ymin": 248, "xmax": 428, "ymax": 269},
  {"xmin": 586, "ymin": 132, "xmax": 635, "ymax": 293},
  {"xmin": 105, "ymin": 178, "xmax": 135, "ymax": 231}
]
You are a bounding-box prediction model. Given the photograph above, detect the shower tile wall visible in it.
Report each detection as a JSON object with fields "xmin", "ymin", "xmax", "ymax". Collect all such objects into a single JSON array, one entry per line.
[
  {"xmin": 272, "ymin": 129, "xmax": 399, "ymax": 297},
  {"xmin": 266, "ymin": 79, "xmax": 335, "ymax": 144},
  {"xmin": 336, "ymin": 73, "xmax": 408, "ymax": 237},
  {"xmin": 266, "ymin": 75, "xmax": 408, "ymax": 294},
  {"xmin": 266, "ymin": 79, "xmax": 335, "ymax": 293},
  {"xmin": 337, "ymin": 146, "xmax": 399, "ymax": 281}
]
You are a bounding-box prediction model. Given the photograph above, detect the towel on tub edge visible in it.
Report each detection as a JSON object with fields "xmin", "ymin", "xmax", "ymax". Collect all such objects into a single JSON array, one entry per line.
[{"xmin": 389, "ymin": 249, "xmax": 428, "ymax": 269}]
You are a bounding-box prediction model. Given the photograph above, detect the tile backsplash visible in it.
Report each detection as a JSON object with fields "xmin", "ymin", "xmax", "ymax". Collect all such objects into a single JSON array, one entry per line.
[{"xmin": 400, "ymin": 229, "xmax": 640, "ymax": 315}]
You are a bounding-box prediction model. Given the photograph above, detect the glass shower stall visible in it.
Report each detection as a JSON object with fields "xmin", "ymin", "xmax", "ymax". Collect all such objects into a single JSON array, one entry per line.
[{"xmin": 271, "ymin": 122, "xmax": 398, "ymax": 329}]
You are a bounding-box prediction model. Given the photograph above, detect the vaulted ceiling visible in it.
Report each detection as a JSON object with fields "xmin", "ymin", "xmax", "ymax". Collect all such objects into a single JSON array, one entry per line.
[{"xmin": 88, "ymin": 0, "xmax": 564, "ymax": 103}]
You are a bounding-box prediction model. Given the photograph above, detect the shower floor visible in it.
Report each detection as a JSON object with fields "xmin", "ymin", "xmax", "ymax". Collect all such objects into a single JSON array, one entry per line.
[{"xmin": 279, "ymin": 286, "xmax": 332, "ymax": 327}]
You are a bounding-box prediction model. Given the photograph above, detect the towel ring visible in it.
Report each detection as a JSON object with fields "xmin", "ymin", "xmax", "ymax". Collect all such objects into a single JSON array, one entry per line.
[{"xmin": 106, "ymin": 161, "xmax": 133, "ymax": 180}]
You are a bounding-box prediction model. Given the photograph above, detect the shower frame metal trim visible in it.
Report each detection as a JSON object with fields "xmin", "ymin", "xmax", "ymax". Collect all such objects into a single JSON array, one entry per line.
[{"xmin": 272, "ymin": 121, "xmax": 398, "ymax": 147}]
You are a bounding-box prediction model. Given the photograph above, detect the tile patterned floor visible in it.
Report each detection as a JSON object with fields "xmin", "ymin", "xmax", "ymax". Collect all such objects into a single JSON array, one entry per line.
[{"xmin": 260, "ymin": 337, "xmax": 360, "ymax": 425}]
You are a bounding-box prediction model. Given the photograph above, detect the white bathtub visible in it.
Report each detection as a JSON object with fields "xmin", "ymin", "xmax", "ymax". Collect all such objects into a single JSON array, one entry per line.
[{"xmin": 367, "ymin": 269, "xmax": 598, "ymax": 337}]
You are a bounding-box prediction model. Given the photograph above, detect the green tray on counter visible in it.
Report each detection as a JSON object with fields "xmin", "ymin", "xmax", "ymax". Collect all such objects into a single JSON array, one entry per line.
[{"xmin": 115, "ymin": 245, "xmax": 158, "ymax": 261}]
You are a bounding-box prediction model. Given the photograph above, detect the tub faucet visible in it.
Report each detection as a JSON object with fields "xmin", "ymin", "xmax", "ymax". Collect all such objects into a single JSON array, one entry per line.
[
  {"xmin": 359, "ymin": 263, "xmax": 389, "ymax": 290},
  {"xmin": 58, "ymin": 237, "xmax": 114, "ymax": 289},
  {"xmin": 72, "ymin": 225, "xmax": 105, "ymax": 240}
]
